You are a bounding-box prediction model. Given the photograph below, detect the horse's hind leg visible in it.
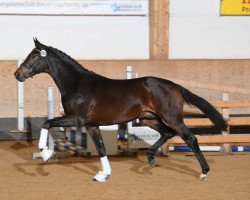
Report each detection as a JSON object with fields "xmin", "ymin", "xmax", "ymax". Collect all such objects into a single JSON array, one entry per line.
[
  {"xmin": 170, "ymin": 122, "xmax": 210, "ymax": 180},
  {"xmin": 147, "ymin": 132, "xmax": 175, "ymax": 167},
  {"xmin": 140, "ymin": 119, "xmax": 176, "ymax": 166}
]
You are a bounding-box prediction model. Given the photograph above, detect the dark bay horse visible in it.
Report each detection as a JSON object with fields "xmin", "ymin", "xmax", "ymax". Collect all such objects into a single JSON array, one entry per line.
[{"xmin": 14, "ymin": 38, "xmax": 227, "ymax": 182}]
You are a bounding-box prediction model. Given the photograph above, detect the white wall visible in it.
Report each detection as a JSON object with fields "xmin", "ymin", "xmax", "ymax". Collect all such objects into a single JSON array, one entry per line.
[
  {"xmin": 169, "ymin": 0, "xmax": 250, "ymax": 59},
  {"xmin": 0, "ymin": 15, "xmax": 149, "ymax": 60}
]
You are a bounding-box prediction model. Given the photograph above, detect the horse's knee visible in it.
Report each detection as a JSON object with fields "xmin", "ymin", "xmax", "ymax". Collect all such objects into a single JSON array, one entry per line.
[{"xmin": 42, "ymin": 120, "xmax": 50, "ymax": 130}]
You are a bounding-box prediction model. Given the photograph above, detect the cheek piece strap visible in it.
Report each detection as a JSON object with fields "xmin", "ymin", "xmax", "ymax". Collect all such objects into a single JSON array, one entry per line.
[
  {"xmin": 27, "ymin": 49, "xmax": 48, "ymax": 76},
  {"xmin": 23, "ymin": 49, "xmax": 51, "ymax": 79}
]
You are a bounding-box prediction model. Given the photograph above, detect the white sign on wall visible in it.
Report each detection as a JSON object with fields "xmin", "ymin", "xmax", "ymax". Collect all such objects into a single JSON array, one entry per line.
[
  {"xmin": 0, "ymin": 0, "xmax": 148, "ymax": 15},
  {"xmin": 169, "ymin": 0, "xmax": 250, "ymax": 59},
  {"xmin": 0, "ymin": 1, "xmax": 149, "ymax": 60}
]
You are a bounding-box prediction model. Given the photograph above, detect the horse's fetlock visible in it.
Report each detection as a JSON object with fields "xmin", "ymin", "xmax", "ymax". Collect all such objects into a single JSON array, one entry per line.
[
  {"xmin": 204, "ymin": 166, "xmax": 210, "ymax": 173},
  {"xmin": 147, "ymin": 150, "xmax": 154, "ymax": 160}
]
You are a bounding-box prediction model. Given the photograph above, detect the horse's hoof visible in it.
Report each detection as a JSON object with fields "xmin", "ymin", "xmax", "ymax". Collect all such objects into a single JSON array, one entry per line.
[
  {"xmin": 93, "ymin": 171, "xmax": 109, "ymax": 183},
  {"xmin": 149, "ymin": 159, "xmax": 156, "ymax": 167},
  {"xmin": 199, "ymin": 173, "xmax": 207, "ymax": 181}
]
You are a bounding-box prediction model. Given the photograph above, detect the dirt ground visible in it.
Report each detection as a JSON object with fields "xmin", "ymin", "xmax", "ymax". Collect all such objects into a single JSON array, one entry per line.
[{"xmin": 0, "ymin": 140, "xmax": 249, "ymax": 200}]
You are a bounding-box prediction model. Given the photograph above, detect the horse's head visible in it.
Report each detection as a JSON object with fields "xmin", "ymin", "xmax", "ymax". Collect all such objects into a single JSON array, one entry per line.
[{"xmin": 14, "ymin": 38, "xmax": 50, "ymax": 82}]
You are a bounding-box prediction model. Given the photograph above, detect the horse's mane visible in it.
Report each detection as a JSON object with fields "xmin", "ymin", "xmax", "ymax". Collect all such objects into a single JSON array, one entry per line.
[{"xmin": 48, "ymin": 46, "xmax": 97, "ymax": 76}]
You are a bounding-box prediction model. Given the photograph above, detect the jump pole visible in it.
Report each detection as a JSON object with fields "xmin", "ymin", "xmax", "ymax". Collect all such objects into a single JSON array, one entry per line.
[
  {"xmin": 59, "ymin": 95, "xmax": 64, "ymax": 116},
  {"xmin": 47, "ymin": 87, "xmax": 55, "ymax": 153},
  {"xmin": 221, "ymin": 93, "xmax": 232, "ymax": 153},
  {"xmin": 10, "ymin": 60, "xmax": 31, "ymax": 133},
  {"xmin": 168, "ymin": 146, "xmax": 250, "ymax": 152},
  {"xmin": 17, "ymin": 60, "xmax": 24, "ymax": 131},
  {"xmin": 48, "ymin": 86, "xmax": 54, "ymax": 120},
  {"xmin": 54, "ymin": 139, "xmax": 90, "ymax": 157},
  {"xmin": 126, "ymin": 65, "xmax": 133, "ymax": 137},
  {"xmin": 126, "ymin": 65, "xmax": 132, "ymax": 79}
]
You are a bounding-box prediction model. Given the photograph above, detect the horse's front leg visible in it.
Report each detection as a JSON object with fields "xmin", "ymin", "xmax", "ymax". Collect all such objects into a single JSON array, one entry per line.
[
  {"xmin": 39, "ymin": 116, "xmax": 77, "ymax": 161},
  {"xmin": 86, "ymin": 126, "xmax": 111, "ymax": 182}
]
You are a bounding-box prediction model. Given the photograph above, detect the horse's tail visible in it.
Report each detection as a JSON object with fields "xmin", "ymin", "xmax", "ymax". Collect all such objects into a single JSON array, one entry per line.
[{"xmin": 178, "ymin": 85, "xmax": 228, "ymax": 132}]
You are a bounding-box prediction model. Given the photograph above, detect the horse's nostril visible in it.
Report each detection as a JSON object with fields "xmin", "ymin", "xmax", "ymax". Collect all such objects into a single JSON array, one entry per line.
[{"xmin": 14, "ymin": 71, "xmax": 19, "ymax": 77}]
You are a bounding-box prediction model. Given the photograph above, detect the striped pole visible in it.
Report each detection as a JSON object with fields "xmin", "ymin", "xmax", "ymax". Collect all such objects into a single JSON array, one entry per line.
[
  {"xmin": 54, "ymin": 139, "xmax": 90, "ymax": 157},
  {"xmin": 168, "ymin": 146, "xmax": 250, "ymax": 152}
]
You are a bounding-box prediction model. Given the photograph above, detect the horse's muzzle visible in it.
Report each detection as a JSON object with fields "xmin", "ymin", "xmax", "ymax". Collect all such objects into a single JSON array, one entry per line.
[{"xmin": 14, "ymin": 68, "xmax": 27, "ymax": 82}]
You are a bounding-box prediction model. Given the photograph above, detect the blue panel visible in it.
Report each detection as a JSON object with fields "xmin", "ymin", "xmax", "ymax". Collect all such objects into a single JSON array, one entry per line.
[{"xmin": 70, "ymin": 130, "xmax": 76, "ymax": 145}]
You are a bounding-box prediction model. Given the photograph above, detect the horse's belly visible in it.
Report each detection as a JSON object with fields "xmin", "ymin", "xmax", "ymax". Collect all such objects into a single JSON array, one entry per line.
[{"xmin": 85, "ymin": 103, "xmax": 143, "ymax": 125}]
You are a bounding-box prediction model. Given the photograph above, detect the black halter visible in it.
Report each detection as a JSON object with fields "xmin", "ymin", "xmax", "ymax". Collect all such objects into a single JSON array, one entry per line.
[{"xmin": 23, "ymin": 49, "xmax": 49, "ymax": 78}]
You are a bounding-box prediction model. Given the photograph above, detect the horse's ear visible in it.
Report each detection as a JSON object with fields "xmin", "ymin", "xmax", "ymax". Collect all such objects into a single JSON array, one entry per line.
[{"xmin": 33, "ymin": 37, "xmax": 42, "ymax": 48}]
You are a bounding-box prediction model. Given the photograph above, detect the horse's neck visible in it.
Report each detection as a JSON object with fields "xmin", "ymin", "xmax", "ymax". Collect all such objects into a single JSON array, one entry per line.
[{"xmin": 48, "ymin": 58, "xmax": 85, "ymax": 95}]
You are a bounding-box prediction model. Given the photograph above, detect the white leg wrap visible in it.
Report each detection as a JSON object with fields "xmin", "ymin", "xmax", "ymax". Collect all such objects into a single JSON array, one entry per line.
[
  {"xmin": 101, "ymin": 156, "xmax": 111, "ymax": 175},
  {"xmin": 40, "ymin": 147, "xmax": 53, "ymax": 162},
  {"xmin": 38, "ymin": 128, "xmax": 48, "ymax": 149},
  {"xmin": 93, "ymin": 156, "xmax": 111, "ymax": 182}
]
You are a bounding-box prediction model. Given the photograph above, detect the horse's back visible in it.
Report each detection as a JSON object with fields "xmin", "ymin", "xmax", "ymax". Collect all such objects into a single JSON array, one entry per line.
[
  {"xmin": 96, "ymin": 76, "xmax": 181, "ymax": 106},
  {"xmin": 103, "ymin": 76, "xmax": 183, "ymax": 113}
]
